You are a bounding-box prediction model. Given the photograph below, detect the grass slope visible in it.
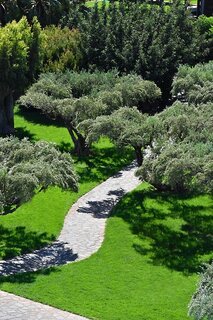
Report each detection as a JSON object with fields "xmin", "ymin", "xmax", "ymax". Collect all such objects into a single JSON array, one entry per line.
[
  {"xmin": 0, "ymin": 107, "xmax": 133, "ymax": 260},
  {"xmin": 1, "ymin": 183, "xmax": 212, "ymax": 320}
]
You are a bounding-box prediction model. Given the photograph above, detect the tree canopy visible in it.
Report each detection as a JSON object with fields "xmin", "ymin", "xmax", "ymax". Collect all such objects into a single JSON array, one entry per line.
[
  {"xmin": 0, "ymin": 137, "xmax": 78, "ymax": 214},
  {"xmin": 83, "ymin": 107, "xmax": 158, "ymax": 166},
  {"xmin": 135, "ymin": 62, "xmax": 213, "ymax": 194},
  {"xmin": 19, "ymin": 71, "xmax": 161, "ymax": 156},
  {"xmin": 172, "ymin": 61, "xmax": 213, "ymax": 102},
  {"xmin": 188, "ymin": 263, "xmax": 213, "ymax": 320},
  {"xmin": 65, "ymin": 1, "xmax": 213, "ymax": 103}
]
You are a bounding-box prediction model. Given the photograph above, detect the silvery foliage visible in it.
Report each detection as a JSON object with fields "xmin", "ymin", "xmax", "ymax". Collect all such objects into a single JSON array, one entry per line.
[
  {"xmin": 188, "ymin": 263, "xmax": 213, "ymax": 320},
  {"xmin": 0, "ymin": 137, "xmax": 78, "ymax": 213}
]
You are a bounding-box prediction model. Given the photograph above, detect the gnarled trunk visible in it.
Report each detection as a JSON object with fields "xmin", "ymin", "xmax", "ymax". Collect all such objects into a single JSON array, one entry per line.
[
  {"xmin": 0, "ymin": 4, "xmax": 6, "ymax": 26},
  {"xmin": 67, "ymin": 125, "xmax": 90, "ymax": 157},
  {"xmin": 134, "ymin": 146, "xmax": 143, "ymax": 166},
  {"xmin": 0, "ymin": 93, "xmax": 15, "ymax": 136}
]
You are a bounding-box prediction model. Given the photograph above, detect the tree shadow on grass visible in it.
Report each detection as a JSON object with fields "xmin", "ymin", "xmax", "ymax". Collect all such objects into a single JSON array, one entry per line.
[
  {"xmin": 112, "ymin": 185, "xmax": 213, "ymax": 275},
  {"xmin": 76, "ymin": 146, "xmax": 134, "ymax": 185},
  {"xmin": 0, "ymin": 225, "xmax": 55, "ymax": 261},
  {"xmin": 15, "ymin": 127, "xmax": 37, "ymax": 141},
  {"xmin": 15, "ymin": 106, "xmax": 64, "ymax": 128},
  {"xmin": 0, "ymin": 226, "xmax": 77, "ymax": 282}
]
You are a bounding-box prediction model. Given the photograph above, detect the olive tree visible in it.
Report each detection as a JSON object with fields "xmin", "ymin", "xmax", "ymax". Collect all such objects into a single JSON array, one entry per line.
[
  {"xmin": 82, "ymin": 107, "xmax": 158, "ymax": 166},
  {"xmin": 172, "ymin": 62, "xmax": 213, "ymax": 102},
  {"xmin": 138, "ymin": 63, "xmax": 213, "ymax": 194},
  {"xmin": 19, "ymin": 71, "xmax": 161, "ymax": 157},
  {"xmin": 0, "ymin": 137, "xmax": 78, "ymax": 214},
  {"xmin": 136, "ymin": 102, "xmax": 213, "ymax": 193}
]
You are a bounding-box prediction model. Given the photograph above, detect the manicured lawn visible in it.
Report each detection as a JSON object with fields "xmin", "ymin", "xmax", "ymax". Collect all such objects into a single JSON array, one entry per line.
[
  {"xmin": 1, "ymin": 183, "xmax": 212, "ymax": 319},
  {"xmin": 0, "ymin": 107, "xmax": 133, "ymax": 260},
  {"xmin": 1, "ymin": 107, "xmax": 212, "ymax": 320}
]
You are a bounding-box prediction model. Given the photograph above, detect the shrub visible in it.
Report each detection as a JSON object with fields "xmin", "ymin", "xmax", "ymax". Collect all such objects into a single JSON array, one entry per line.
[
  {"xmin": 0, "ymin": 137, "xmax": 78, "ymax": 214},
  {"xmin": 188, "ymin": 262, "xmax": 213, "ymax": 320}
]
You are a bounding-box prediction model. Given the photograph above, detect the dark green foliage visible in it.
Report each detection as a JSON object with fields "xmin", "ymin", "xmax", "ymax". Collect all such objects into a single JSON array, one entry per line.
[
  {"xmin": 195, "ymin": 15, "xmax": 213, "ymax": 63},
  {"xmin": 0, "ymin": 0, "xmax": 22, "ymax": 23},
  {"xmin": 67, "ymin": 1, "xmax": 212, "ymax": 102},
  {"xmin": 0, "ymin": 0, "xmax": 74, "ymax": 26},
  {"xmin": 42, "ymin": 26, "xmax": 83, "ymax": 72}
]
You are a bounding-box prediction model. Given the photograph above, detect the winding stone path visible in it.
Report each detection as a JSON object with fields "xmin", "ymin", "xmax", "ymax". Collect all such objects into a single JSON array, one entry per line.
[
  {"xmin": 0, "ymin": 162, "xmax": 141, "ymax": 320},
  {"xmin": 0, "ymin": 161, "xmax": 140, "ymax": 276}
]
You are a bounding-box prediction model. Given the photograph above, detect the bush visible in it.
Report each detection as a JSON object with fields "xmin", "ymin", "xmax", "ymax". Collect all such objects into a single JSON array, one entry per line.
[
  {"xmin": 188, "ymin": 262, "xmax": 213, "ymax": 320},
  {"xmin": 136, "ymin": 101, "xmax": 213, "ymax": 194},
  {"xmin": 172, "ymin": 61, "xmax": 213, "ymax": 101},
  {"xmin": 0, "ymin": 137, "xmax": 78, "ymax": 214}
]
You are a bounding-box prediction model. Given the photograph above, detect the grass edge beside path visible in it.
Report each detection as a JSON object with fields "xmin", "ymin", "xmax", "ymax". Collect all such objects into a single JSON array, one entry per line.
[
  {"xmin": 1, "ymin": 183, "xmax": 211, "ymax": 320},
  {"xmin": 0, "ymin": 107, "xmax": 134, "ymax": 260}
]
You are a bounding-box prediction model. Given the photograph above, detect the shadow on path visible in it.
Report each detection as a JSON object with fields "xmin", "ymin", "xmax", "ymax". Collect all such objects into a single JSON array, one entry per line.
[
  {"xmin": 0, "ymin": 241, "xmax": 78, "ymax": 277},
  {"xmin": 0, "ymin": 225, "xmax": 55, "ymax": 260},
  {"xmin": 77, "ymin": 189, "xmax": 125, "ymax": 218}
]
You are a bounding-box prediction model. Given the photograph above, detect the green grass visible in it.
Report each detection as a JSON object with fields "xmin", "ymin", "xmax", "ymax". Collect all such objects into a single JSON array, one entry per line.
[
  {"xmin": 0, "ymin": 107, "xmax": 212, "ymax": 319},
  {"xmin": 1, "ymin": 183, "xmax": 212, "ymax": 319},
  {"xmin": 0, "ymin": 107, "xmax": 133, "ymax": 260}
]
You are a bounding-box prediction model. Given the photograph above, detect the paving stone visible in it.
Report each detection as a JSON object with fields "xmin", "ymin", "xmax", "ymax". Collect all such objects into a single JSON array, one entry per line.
[{"xmin": 0, "ymin": 291, "xmax": 88, "ymax": 320}]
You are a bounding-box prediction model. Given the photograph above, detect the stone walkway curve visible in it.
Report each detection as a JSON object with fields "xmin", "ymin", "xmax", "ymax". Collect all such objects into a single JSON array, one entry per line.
[
  {"xmin": 0, "ymin": 162, "xmax": 141, "ymax": 320},
  {"xmin": 0, "ymin": 161, "xmax": 140, "ymax": 276}
]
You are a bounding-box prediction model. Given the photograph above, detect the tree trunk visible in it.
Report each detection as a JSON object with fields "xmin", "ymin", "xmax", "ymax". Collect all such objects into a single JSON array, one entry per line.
[
  {"xmin": 0, "ymin": 4, "xmax": 6, "ymax": 26},
  {"xmin": 134, "ymin": 146, "xmax": 143, "ymax": 166},
  {"xmin": 67, "ymin": 125, "xmax": 90, "ymax": 157},
  {"xmin": 0, "ymin": 93, "xmax": 15, "ymax": 136}
]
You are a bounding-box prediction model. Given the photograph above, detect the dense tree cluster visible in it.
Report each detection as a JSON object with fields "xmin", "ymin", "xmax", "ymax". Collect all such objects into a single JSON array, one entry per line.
[
  {"xmin": 0, "ymin": 137, "xmax": 78, "ymax": 214},
  {"xmin": 0, "ymin": 0, "xmax": 73, "ymax": 26},
  {"xmin": 66, "ymin": 1, "xmax": 213, "ymax": 101},
  {"xmin": 1, "ymin": 1, "xmax": 212, "ymax": 104}
]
